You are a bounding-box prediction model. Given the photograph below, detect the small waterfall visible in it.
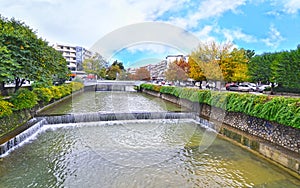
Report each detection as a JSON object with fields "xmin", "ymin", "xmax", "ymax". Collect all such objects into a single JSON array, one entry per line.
[
  {"xmin": 0, "ymin": 112, "xmax": 203, "ymax": 157},
  {"xmin": 0, "ymin": 118, "xmax": 47, "ymax": 157},
  {"xmin": 38, "ymin": 112, "xmax": 196, "ymax": 124},
  {"xmin": 194, "ymin": 116, "xmax": 218, "ymax": 132}
]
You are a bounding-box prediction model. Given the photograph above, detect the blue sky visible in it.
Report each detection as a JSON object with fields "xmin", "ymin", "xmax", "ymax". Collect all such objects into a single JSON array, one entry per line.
[{"xmin": 1, "ymin": 0, "xmax": 300, "ymax": 68}]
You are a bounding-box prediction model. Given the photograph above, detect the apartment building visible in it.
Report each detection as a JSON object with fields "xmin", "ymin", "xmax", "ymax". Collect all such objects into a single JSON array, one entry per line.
[
  {"xmin": 166, "ymin": 55, "xmax": 188, "ymax": 64},
  {"xmin": 53, "ymin": 43, "xmax": 93, "ymax": 71}
]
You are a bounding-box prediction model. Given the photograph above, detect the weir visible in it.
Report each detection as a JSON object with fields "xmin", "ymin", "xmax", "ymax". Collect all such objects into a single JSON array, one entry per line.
[
  {"xmin": 0, "ymin": 112, "xmax": 201, "ymax": 157},
  {"xmin": 86, "ymin": 80, "xmax": 144, "ymax": 92}
]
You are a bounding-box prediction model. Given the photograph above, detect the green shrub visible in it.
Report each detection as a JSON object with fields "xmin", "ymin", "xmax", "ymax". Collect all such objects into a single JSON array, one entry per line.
[
  {"xmin": 50, "ymin": 86, "xmax": 63, "ymax": 99},
  {"xmin": 140, "ymin": 83, "xmax": 152, "ymax": 90},
  {"xmin": 68, "ymin": 82, "xmax": 84, "ymax": 91},
  {"xmin": 10, "ymin": 89, "xmax": 38, "ymax": 110},
  {"xmin": 57, "ymin": 85, "xmax": 71, "ymax": 97},
  {"xmin": 208, "ymin": 92, "xmax": 229, "ymax": 109},
  {"xmin": 141, "ymin": 83, "xmax": 300, "ymax": 128},
  {"xmin": 0, "ymin": 100, "xmax": 14, "ymax": 117},
  {"xmin": 33, "ymin": 87, "xmax": 53, "ymax": 103},
  {"xmin": 140, "ymin": 83, "xmax": 161, "ymax": 92}
]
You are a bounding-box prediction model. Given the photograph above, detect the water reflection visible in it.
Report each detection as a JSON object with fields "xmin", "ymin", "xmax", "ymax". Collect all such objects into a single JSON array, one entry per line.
[
  {"xmin": 0, "ymin": 121, "xmax": 299, "ymax": 187},
  {"xmin": 40, "ymin": 92, "xmax": 186, "ymax": 115}
]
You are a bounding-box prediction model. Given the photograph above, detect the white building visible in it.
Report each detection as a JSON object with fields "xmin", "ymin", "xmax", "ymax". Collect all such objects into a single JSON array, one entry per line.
[
  {"xmin": 150, "ymin": 60, "xmax": 168, "ymax": 80},
  {"xmin": 165, "ymin": 55, "xmax": 188, "ymax": 65},
  {"xmin": 53, "ymin": 43, "xmax": 93, "ymax": 71}
]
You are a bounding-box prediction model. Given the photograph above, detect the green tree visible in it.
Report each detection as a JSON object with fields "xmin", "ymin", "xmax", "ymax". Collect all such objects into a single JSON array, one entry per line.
[
  {"xmin": 83, "ymin": 53, "xmax": 107, "ymax": 79},
  {"xmin": 0, "ymin": 46, "xmax": 20, "ymax": 95},
  {"xmin": 248, "ymin": 53, "xmax": 275, "ymax": 84},
  {"xmin": 106, "ymin": 65, "xmax": 121, "ymax": 80},
  {"xmin": 273, "ymin": 48, "xmax": 300, "ymax": 91},
  {"xmin": 112, "ymin": 60, "xmax": 125, "ymax": 70},
  {"xmin": 0, "ymin": 16, "xmax": 69, "ymax": 92}
]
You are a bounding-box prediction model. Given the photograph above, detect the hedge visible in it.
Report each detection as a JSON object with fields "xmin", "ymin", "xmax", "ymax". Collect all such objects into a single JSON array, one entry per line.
[
  {"xmin": 140, "ymin": 84, "xmax": 300, "ymax": 129},
  {"xmin": 0, "ymin": 81, "xmax": 84, "ymax": 118}
]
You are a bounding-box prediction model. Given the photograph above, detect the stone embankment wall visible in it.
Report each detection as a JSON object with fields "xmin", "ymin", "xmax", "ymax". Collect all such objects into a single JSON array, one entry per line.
[
  {"xmin": 143, "ymin": 89, "xmax": 300, "ymax": 175},
  {"xmin": 0, "ymin": 90, "xmax": 83, "ymax": 143}
]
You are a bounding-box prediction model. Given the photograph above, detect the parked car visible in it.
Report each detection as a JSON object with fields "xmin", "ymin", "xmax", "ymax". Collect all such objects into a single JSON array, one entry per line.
[
  {"xmin": 256, "ymin": 84, "xmax": 270, "ymax": 92},
  {"xmin": 238, "ymin": 84, "xmax": 255, "ymax": 92},
  {"xmin": 248, "ymin": 83, "xmax": 257, "ymax": 91},
  {"xmin": 227, "ymin": 83, "xmax": 240, "ymax": 91},
  {"xmin": 226, "ymin": 83, "xmax": 237, "ymax": 90}
]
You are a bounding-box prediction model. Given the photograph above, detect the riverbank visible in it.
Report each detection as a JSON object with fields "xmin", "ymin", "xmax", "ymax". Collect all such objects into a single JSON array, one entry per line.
[
  {"xmin": 141, "ymin": 87, "xmax": 300, "ymax": 176},
  {"xmin": 0, "ymin": 82, "xmax": 84, "ymax": 143}
]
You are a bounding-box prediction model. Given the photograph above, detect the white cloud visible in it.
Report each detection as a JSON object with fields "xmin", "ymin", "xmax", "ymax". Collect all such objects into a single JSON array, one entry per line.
[
  {"xmin": 126, "ymin": 44, "xmax": 181, "ymax": 55},
  {"xmin": 222, "ymin": 28, "xmax": 257, "ymax": 43},
  {"xmin": 283, "ymin": 0, "xmax": 300, "ymax": 14},
  {"xmin": 268, "ymin": 0, "xmax": 300, "ymax": 14},
  {"xmin": 261, "ymin": 24, "xmax": 285, "ymax": 48},
  {"xmin": 185, "ymin": 0, "xmax": 246, "ymax": 28},
  {"xmin": 0, "ymin": 0, "xmax": 187, "ymax": 47},
  {"xmin": 194, "ymin": 25, "xmax": 216, "ymax": 42}
]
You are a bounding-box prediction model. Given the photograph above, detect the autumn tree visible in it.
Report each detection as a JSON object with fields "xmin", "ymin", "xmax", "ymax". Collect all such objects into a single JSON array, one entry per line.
[
  {"xmin": 188, "ymin": 41, "xmax": 249, "ymax": 87},
  {"xmin": 188, "ymin": 53, "xmax": 206, "ymax": 88},
  {"xmin": 165, "ymin": 61, "xmax": 187, "ymax": 82},
  {"xmin": 175, "ymin": 58, "xmax": 190, "ymax": 74},
  {"xmin": 133, "ymin": 67, "xmax": 150, "ymax": 80},
  {"xmin": 221, "ymin": 48, "xmax": 250, "ymax": 82}
]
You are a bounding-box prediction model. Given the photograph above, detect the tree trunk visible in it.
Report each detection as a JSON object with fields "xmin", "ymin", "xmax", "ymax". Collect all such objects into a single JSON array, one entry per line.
[
  {"xmin": 198, "ymin": 80, "xmax": 202, "ymax": 89},
  {"xmin": 270, "ymin": 82, "xmax": 275, "ymax": 95},
  {"xmin": 14, "ymin": 78, "xmax": 26, "ymax": 93},
  {"xmin": 0, "ymin": 81, "xmax": 8, "ymax": 96}
]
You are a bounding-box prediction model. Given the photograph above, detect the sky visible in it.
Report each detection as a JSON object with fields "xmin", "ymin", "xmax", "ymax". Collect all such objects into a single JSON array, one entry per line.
[{"xmin": 1, "ymin": 0, "xmax": 300, "ymax": 68}]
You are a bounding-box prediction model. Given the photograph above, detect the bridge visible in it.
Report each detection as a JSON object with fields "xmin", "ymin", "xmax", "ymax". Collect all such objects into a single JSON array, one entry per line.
[{"xmin": 84, "ymin": 80, "xmax": 146, "ymax": 91}]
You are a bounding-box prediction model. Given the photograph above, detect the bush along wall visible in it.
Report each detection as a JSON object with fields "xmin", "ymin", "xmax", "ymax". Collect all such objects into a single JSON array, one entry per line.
[
  {"xmin": 142, "ymin": 83, "xmax": 300, "ymax": 156},
  {"xmin": 0, "ymin": 82, "xmax": 84, "ymax": 137},
  {"xmin": 141, "ymin": 83, "xmax": 300, "ymax": 129}
]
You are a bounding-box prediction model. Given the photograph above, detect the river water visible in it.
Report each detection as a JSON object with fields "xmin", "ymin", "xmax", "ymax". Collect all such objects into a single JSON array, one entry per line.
[{"xmin": 0, "ymin": 91, "xmax": 299, "ymax": 187}]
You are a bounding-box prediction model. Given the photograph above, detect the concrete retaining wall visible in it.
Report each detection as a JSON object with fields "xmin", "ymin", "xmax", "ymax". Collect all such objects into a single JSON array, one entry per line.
[{"xmin": 142, "ymin": 89, "xmax": 300, "ymax": 175}]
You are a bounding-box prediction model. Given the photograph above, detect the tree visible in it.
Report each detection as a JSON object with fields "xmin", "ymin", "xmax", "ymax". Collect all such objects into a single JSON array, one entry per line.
[
  {"xmin": 188, "ymin": 54, "xmax": 206, "ymax": 88},
  {"xmin": 106, "ymin": 65, "xmax": 121, "ymax": 80},
  {"xmin": 273, "ymin": 48, "xmax": 300, "ymax": 91},
  {"xmin": 0, "ymin": 46, "xmax": 20, "ymax": 95},
  {"xmin": 188, "ymin": 41, "xmax": 249, "ymax": 86},
  {"xmin": 112, "ymin": 60, "xmax": 125, "ymax": 70},
  {"xmin": 175, "ymin": 58, "xmax": 190, "ymax": 74},
  {"xmin": 221, "ymin": 48, "xmax": 250, "ymax": 82},
  {"xmin": 165, "ymin": 61, "xmax": 187, "ymax": 82},
  {"xmin": 133, "ymin": 67, "xmax": 150, "ymax": 80},
  {"xmin": 248, "ymin": 53, "xmax": 276, "ymax": 84},
  {"xmin": 0, "ymin": 16, "xmax": 69, "ymax": 92},
  {"xmin": 83, "ymin": 53, "xmax": 107, "ymax": 79}
]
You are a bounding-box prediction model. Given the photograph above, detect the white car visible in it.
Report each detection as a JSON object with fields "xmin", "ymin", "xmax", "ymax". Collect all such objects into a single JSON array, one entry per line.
[
  {"xmin": 257, "ymin": 84, "xmax": 270, "ymax": 92},
  {"xmin": 238, "ymin": 84, "xmax": 255, "ymax": 92}
]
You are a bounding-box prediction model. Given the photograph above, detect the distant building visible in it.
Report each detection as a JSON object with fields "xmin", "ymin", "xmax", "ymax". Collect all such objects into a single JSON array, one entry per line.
[
  {"xmin": 53, "ymin": 43, "xmax": 93, "ymax": 71},
  {"xmin": 165, "ymin": 55, "xmax": 188, "ymax": 65},
  {"xmin": 150, "ymin": 60, "xmax": 168, "ymax": 80},
  {"xmin": 127, "ymin": 54, "xmax": 189, "ymax": 81}
]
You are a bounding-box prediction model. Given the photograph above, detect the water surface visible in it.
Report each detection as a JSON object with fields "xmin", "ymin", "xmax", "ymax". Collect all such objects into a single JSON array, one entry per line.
[{"xmin": 1, "ymin": 120, "xmax": 299, "ymax": 187}]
